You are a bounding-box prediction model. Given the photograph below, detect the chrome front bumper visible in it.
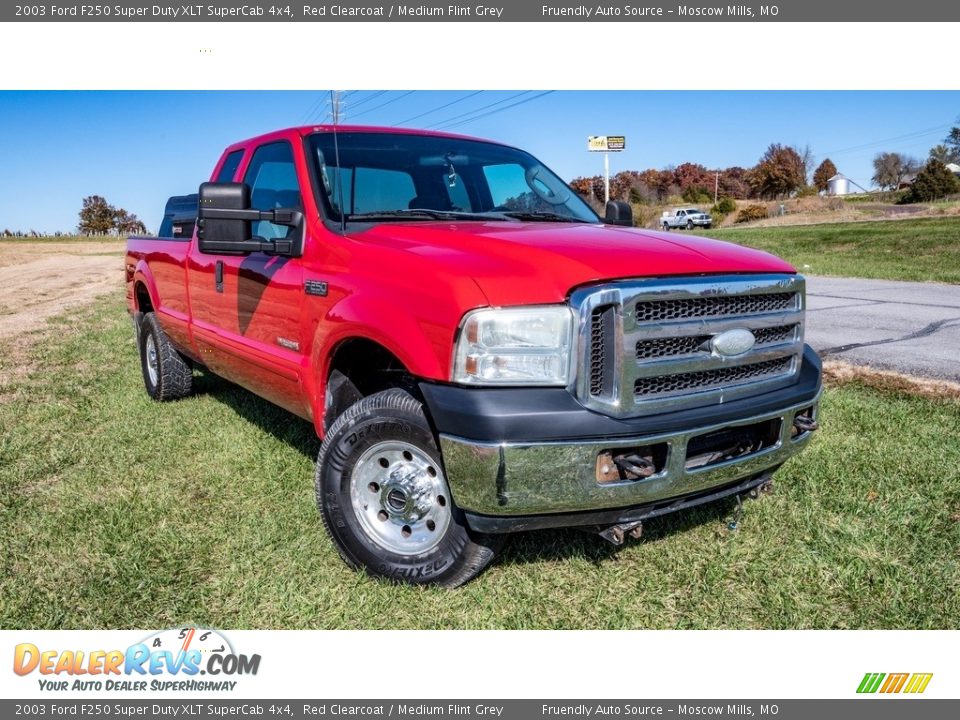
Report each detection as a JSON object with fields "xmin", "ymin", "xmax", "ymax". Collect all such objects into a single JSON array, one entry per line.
[{"xmin": 439, "ymin": 395, "xmax": 819, "ymax": 520}]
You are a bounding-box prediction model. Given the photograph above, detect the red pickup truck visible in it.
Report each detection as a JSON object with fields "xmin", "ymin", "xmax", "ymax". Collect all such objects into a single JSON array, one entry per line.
[{"xmin": 126, "ymin": 125, "xmax": 821, "ymax": 586}]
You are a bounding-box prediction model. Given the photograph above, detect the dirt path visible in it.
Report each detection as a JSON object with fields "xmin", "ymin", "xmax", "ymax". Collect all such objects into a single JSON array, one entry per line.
[{"xmin": 0, "ymin": 241, "xmax": 124, "ymax": 341}]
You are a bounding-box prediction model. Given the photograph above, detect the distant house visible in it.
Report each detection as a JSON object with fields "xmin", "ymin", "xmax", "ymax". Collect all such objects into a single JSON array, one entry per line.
[
  {"xmin": 946, "ymin": 162, "xmax": 960, "ymax": 177},
  {"xmin": 898, "ymin": 173, "xmax": 918, "ymax": 189}
]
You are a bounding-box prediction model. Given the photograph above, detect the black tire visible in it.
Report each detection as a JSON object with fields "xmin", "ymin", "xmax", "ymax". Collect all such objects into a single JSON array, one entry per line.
[
  {"xmin": 315, "ymin": 389, "xmax": 502, "ymax": 587},
  {"xmin": 138, "ymin": 312, "xmax": 193, "ymax": 401},
  {"xmin": 686, "ymin": 220, "xmax": 694, "ymax": 229},
  {"xmin": 662, "ymin": 223, "xmax": 670, "ymax": 231}
]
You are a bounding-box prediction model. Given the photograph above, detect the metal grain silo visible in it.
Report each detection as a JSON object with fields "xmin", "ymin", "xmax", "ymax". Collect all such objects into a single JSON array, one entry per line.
[{"xmin": 827, "ymin": 174, "xmax": 850, "ymax": 196}]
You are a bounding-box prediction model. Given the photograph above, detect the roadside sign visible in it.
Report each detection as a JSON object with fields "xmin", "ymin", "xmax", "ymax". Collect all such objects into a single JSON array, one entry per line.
[{"xmin": 587, "ymin": 135, "xmax": 625, "ymax": 152}]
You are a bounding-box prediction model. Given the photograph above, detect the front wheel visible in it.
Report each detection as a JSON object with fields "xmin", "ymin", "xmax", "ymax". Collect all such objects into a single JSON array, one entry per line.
[
  {"xmin": 315, "ymin": 389, "xmax": 502, "ymax": 587},
  {"xmin": 686, "ymin": 220, "xmax": 694, "ymax": 229}
]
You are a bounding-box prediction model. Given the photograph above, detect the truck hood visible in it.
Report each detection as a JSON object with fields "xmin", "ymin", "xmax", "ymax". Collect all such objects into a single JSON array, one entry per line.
[{"xmin": 353, "ymin": 221, "xmax": 795, "ymax": 306}]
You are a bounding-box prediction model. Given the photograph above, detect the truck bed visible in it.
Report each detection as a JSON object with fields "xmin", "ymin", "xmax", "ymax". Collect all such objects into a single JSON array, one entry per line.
[{"xmin": 125, "ymin": 235, "xmax": 193, "ymax": 351}]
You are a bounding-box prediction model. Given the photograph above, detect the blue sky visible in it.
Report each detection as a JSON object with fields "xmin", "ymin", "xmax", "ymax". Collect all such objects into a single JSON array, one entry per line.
[{"xmin": 1, "ymin": 90, "xmax": 957, "ymax": 233}]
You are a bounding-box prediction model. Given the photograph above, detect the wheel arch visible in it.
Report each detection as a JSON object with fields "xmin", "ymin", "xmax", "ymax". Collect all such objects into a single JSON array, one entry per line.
[{"xmin": 312, "ymin": 332, "xmax": 432, "ymax": 437}]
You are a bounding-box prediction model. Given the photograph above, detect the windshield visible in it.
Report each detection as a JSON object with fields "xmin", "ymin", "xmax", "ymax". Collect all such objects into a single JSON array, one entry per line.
[{"xmin": 308, "ymin": 131, "xmax": 600, "ymax": 224}]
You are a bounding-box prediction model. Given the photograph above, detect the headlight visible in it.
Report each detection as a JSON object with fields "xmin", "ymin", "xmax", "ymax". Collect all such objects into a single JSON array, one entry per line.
[{"xmin": 452, "ymin": 306, "xmax": 574, "ymax": 386}]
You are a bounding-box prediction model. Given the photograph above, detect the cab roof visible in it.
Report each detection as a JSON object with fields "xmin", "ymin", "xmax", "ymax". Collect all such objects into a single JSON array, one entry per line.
[{"xmin": 223, "ymin": 124, "xmax": 509, "ymax": 155}]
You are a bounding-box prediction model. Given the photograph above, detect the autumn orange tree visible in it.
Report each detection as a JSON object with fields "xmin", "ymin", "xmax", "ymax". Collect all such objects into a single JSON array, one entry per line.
[
  {"xmin": 747, "ymin": 144, "xmax": 805, "ymax": 199},
  {"xmin": 813, "ymin": 158, "xmax": 837, "ymax": 192}
]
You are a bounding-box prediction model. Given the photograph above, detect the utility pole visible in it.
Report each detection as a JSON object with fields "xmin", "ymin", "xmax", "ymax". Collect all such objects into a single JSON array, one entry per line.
[
  {"xmin": 330, "ymin": 90, "xmax": 342, "ymax": 125},
  {"xmin": 604, "ymin": 152, "xmax": 610, "ymax": 204},
  {"xmin": 714, "ymin": 171, "xmax": 719, "ymax": 204},
  {"xmin": 588, "ymin": 136, "xmax": 625, "ymax": 205}
]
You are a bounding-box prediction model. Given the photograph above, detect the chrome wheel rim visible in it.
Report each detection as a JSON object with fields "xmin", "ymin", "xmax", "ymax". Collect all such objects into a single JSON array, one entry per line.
[
  {"xmin": 349, "ymin": 440, "xmax": 451, "ymax": 556},
  {"xmin": 145, "ymin": 334, "xmax": 159, "ymax": 387}
]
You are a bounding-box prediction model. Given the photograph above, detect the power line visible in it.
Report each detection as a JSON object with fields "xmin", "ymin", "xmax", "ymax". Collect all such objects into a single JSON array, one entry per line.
[
  {"xmin": 348, "ymin": 91, "xmax": 417, "ymax": 120},
  {"xmin": 301, "ymin": 93, "xmax": 330, "ymax": 124},
  {"xmin": 426, "ymin": 91, "xmax": 531, "ymax": 129},
  {"xmin": 392, "ymin": 91, "xmax": 484, "ymax": 126},
  {"xmin": 438, "ymin": 91, "xmax": 556, "ymax": 131},
  {"xmin": 343, "ymin": 90, "xmax": 388, "ymax": 112},
  {"xmin": 816, "ymin": 123, "xmax": 952, "ymax": 160}
]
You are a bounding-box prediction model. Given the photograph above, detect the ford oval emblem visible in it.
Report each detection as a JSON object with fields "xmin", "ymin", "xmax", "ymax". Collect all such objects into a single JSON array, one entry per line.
[{"xmin": 711, "ymin": 328, "xmax": 756, "ymax": 357}]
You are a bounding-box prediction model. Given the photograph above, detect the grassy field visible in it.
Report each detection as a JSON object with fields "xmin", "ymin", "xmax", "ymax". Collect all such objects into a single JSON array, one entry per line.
[
  {"xmin": 697, "ymin": 216, "xmax": 960, "ymax": 284},
  {"xmin": 1, "ymin": 294, "xmax": 958, "ymax": 630}
]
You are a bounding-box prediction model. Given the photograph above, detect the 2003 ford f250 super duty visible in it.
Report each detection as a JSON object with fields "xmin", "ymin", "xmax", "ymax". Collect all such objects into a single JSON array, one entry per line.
[{"xmin": 126, "ymin": 125, "xmax": 821, "ymax": 586}]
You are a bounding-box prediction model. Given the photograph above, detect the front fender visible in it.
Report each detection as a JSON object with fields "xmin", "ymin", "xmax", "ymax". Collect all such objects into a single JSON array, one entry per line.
[{"xmin": 304, "ymin": 284, "xmax": 485, "ymax": 437}]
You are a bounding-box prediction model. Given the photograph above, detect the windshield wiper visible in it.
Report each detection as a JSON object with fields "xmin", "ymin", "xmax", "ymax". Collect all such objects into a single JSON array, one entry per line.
[
  {"xmin": 345, "ymin": 209, "xmax": 588, "ymax": 224},
  {"xmin": 497, "ymin": 211, "xmax": 584, "ymax": 223},
  {"xmin": 346, "ymin": 209, "xmax": 497, "ymax": 222}
]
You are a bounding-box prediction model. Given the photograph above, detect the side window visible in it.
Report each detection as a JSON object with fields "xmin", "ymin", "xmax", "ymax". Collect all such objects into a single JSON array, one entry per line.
[
  {"xmin": 353, "ymin": 168, "xmax": 415, "ymax": 214},
  {"xmin": 482, "ymin": 163, "xmax": 560, "ymax": 212},
  {"xmin": 324, "ymin": 166, "xmax": 352, "ymax": 216},
  {"xmin": 483, "ymin": 163, "xmax": 529, "ymax": 207},
  {"xmin": 243, "ymin": 142, "xmax": 302, "ymax": 239},
  {"xmin": 215, "ymin": 150, "xmax": 244, "ymax": 183}
]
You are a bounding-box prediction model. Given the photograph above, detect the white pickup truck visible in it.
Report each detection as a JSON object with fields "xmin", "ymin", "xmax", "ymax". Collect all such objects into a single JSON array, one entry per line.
[{"xmin": 662, "ymin": 207, "xmax": 713, "ymax": 230}]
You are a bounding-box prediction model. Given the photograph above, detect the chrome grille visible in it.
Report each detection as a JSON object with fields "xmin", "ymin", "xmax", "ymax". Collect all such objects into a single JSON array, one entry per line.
[
  {"xmin": 634, "ymin": 357, "xmax": 793, "ymax": 399},
  {"xmin": 635, "ymin": 292, "xmax": 797, "ymax": 322},
  {"xmin": 753, "ymin": 323, "xmax": 799, "ymax": 346},
  {"xmin": 589, "ymin": 309, "xmax": 607, "ymax": 396},
  {"xmin": 573, "ymin": 274, "xmax": 806, "ymax": 416},
  {"xmin": 589, "ymin": 306, "xmax": 616, "ymax": 398},
  {"xmin": 635, "ymin": 323, "xmax": 799, "ymax": 362},
  {"xmin": 636, "ymin": 334, "xmax": 711, "ymax": 360}
]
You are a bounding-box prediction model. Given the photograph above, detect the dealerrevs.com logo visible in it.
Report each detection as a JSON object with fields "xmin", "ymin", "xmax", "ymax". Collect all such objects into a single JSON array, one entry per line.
[
  {"xmin": 857, "ymin": 672, "xmax": 933, "ymax": 694},
  {"xmin": 13, "ymin": 628, "xmax": 261, "ymax": 692}
]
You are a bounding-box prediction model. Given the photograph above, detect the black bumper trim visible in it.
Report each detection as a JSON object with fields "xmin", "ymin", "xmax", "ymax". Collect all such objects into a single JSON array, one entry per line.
[
  {"xmin": 464, "ymin": 469, "xmax": 776, "ymax": 533},
  {"xmin": 420, "ymin": 345, "xmax": 821, "ymax": 444}
]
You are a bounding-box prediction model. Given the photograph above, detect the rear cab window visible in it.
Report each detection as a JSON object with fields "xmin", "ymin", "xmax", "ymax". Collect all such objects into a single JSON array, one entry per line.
[{"xmin": 216, "ymin": 149, "xmax": 245, "ymax": 182}]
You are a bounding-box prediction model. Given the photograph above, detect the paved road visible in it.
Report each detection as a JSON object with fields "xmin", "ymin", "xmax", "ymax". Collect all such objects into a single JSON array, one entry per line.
[{"xmin": 804, "ymin": 276, "xmax": 960, "ymax": 381}]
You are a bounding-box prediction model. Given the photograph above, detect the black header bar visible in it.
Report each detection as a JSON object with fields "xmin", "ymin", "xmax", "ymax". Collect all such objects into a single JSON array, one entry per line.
[{"xmin": 5, "ymin": 1, "xmax": 960, "ymax": 22}]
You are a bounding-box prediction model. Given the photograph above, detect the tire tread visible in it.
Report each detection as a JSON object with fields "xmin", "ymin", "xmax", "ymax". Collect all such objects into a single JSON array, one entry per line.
[
  {"xmin": 140, "ymin": 312, "xmax": 192, "ymax": 401},
  {"xmin": 315, "ymin": 389, "xmax": 502, "ymax": 588}
]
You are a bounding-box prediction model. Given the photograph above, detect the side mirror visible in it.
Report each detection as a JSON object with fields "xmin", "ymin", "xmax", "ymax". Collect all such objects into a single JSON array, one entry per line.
[
  {"xmin": 197, "ymin": 182, "xmax": 302, "ymax": 256},
  {"xmin": 604, "ymin": 201, "xmax": 633, "ymax": 227}
]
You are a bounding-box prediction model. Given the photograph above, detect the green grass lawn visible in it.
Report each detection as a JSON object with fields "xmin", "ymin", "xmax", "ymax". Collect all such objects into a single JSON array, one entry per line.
[
  {"xmin": 1, "ymin": 295, "xmax": 958, "ymax": 629},
  {"xmin": 698, "ymin": 216, "xmax": 960, "ymax": 284}
]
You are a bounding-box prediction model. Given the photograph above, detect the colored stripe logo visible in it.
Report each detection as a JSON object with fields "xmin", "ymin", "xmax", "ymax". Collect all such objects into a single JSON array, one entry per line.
[{"xmin": 857, "ymin": 672, "xmax": 933, "ymax": 694}]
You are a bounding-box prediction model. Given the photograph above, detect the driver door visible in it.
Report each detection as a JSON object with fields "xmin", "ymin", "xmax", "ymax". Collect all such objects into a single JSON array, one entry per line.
[{"xmin": 189, "ymin": 140, "xmax": 307, "ymax": 416}]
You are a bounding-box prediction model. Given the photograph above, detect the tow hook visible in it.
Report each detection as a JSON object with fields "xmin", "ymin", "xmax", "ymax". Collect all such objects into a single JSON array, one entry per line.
[
  {"xmin": 793, "ymin": 414, "xmax": 819, "ymax": 433},
  {"xmin": 748, "ymin": 479, "xmax": 775, "ymax": 500},
  {"xmin": 613, "ymin": 453, "xmax": 657, "ymax": 478},
  {"xmin": 592, "ymin": 521, "xmax": 644, "ymax": 546}
]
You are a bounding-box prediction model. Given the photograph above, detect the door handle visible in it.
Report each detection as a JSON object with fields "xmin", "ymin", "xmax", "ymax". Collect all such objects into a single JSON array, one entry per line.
[{"xmin": 215, "ymin": 260, "xmax": 224, "ymax": 293}]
